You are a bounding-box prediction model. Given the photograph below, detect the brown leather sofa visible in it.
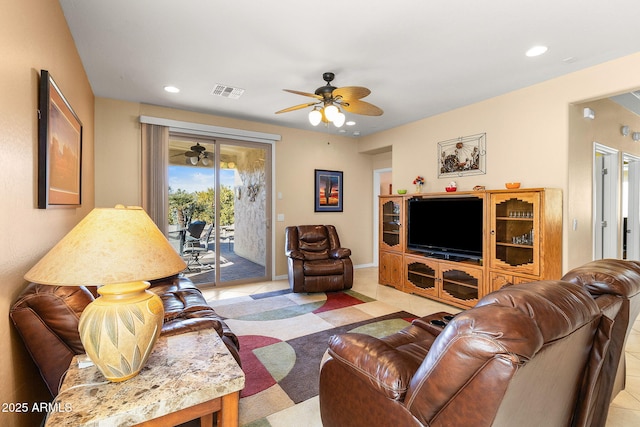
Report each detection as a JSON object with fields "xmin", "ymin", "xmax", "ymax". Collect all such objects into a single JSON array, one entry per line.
[
  {"xmin": 10, "ymin": 275, "xmax": 240, "ymax": 397},
  {"xmin": 285, "ymin": 225, "xmax": 353, "ymax": 293},
  {"xmin": 319, "ymin": 278, "xmax": 624, "ymax": 427}
]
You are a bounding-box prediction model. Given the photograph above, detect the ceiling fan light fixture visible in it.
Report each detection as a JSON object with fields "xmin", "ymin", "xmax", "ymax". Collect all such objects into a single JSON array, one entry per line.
[
  {"xmin": 333, "ymin": 111, "xmax": 346, "ymax": 127},
  {"xmin": 309, "ymin": 107, "xmax": 322, "ymax": 126},
  {"xmin": 324, "ymin": 104, "xmax": 339, "ymax": 122},
  {"xmin": 277, "ymin": 72, "xmax": 383, "ymax": 129},
  {"xmin": 189, "ymin": 156, "xmax": 198, "ymax": 165}
]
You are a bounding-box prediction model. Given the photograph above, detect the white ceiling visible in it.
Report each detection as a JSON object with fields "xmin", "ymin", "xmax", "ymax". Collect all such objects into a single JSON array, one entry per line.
[{"xmin": 59, "ymin": 0, "xmax": 640, "ymax": 137}]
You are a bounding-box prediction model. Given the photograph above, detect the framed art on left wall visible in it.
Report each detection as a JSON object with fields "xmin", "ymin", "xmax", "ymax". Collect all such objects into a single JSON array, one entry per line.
[{"xmin": 37, "ymin": 69, "xmax": 82, "ymax": 208}]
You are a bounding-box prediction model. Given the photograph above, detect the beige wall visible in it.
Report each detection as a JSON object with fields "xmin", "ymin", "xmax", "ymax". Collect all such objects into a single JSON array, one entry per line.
[
  {"xmin": 0, "ymin": 1, "xmax": 95, "ymax": 426},
  {"xmin": 95, "ymin": 99, "xmax": 375, "ymax": 276},
  {"xmin": 360, "ymin": 52, "xmax": 640, "ymax": 271},
  {"xmin": 568, "ymin": 98, "xmax": 640, "ymax": 265}
]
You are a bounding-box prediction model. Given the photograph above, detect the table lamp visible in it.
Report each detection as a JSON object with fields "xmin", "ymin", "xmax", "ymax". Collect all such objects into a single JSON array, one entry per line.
[{"xmin": 24, "ymin": 205, "xmax": 187, "ymax": 382}]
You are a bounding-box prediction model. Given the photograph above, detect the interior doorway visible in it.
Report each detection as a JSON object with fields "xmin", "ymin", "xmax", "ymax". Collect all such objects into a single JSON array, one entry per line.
[
  {"xmin": 623, "ymin": 153, "xmax": 640, "ymax": 260},
  {"xmin": 593, "ymin": 143, "xmax": 619, "ymax": 259},
  {"xmin": 373, "ymin": 168, "xmax": 392, "ymax": 266},
  {"xmin": 167, "ymin": 134, "xmax": 271, "ymax": 286}
]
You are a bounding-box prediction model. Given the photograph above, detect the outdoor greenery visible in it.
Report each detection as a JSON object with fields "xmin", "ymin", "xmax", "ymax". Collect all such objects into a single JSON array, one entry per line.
[{"xmin": 168, "ymin": 186, "xmax": 234, "ymax": 227}]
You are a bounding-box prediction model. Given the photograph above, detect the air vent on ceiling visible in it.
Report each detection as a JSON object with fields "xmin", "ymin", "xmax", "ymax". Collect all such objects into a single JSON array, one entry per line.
[{"xmin": 211, "ymin": 84, "xmax": 244, "ymax": 99}]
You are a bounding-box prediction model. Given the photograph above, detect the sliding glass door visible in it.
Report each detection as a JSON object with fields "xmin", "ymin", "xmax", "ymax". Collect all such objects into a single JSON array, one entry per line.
[{"xmin": 167, "ymin": 135, "xmax": 271, "ymax": 286}]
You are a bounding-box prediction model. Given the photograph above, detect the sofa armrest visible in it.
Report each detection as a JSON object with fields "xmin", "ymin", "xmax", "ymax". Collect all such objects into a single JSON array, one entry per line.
[
  {"xmin": 411, "ymin": 311, "xmax": 457, "ymax": 336},
  {"xmin": 329, "ymin": 248, "xmax": 351, "ymax": 259},
  {"xmin": 328, "ymin": 333, "xmax": 421, "ymax": 401},
  {"xmin": 286, "ymin": 249, "xmax": 305, "ymax": 260}
]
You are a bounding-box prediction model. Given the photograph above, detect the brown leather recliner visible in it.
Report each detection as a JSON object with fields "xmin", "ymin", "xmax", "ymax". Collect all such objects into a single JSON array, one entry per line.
[
  {"xmin": 319, "ymin": 279, "xmax": 618, "ymax": 427},
  {"xmin": 561, "ymin": 258, "xmax": 640, "ymax": 416},
  {"xmin": 10, "ymin": 275, "xmax": 240, "ymax": 397},
  {"xmin": 285, "ymin": 225, "xmax": 353, "ymax": 293}
]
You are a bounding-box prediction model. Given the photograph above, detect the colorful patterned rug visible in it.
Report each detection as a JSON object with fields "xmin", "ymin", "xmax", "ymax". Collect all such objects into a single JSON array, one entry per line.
[{"xmin": 207, "ymin": 289, "xmax": 417, "ymax": 426}]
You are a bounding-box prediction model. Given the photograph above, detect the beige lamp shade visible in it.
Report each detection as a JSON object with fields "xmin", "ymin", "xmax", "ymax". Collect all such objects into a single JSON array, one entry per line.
[
  {"xmin": 24, "ymin": 205, "xmax": 186, "ymax": 285},
  {"xmin": 24, "ymin": 205, "xmax": 186, "ymax": 382}
]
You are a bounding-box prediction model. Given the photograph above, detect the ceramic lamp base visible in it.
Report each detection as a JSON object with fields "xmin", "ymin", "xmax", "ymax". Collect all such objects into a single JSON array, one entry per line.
[{"xmin": 78, "ymin": 281, "xmax": 164, "ymax": 382}]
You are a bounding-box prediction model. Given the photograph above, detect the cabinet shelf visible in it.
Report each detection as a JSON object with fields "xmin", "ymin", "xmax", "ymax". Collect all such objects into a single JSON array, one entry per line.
[
  {"xmin": 443, "ymin": 279, "xmax": 478, "ymax": 290},
  {"xmin": 496, "ymin": 242, "xmax": 533, "ymax": 248},
  {"xmin": 407, "ymin": 270, "xmax": 436, "ymax": 280},
  {"xmin": 496, "ymin": 217, "xmax": 534, "ymax": 221}
]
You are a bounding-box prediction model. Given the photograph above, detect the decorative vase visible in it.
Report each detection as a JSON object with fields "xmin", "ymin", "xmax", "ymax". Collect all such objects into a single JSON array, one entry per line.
[
  {"xmin": 415, "ymin": 184, "xmax": 423, "ymax": 193},
  {"xmin": 78, "ymin": 281, "xmax": 164, "ymax": 382}
]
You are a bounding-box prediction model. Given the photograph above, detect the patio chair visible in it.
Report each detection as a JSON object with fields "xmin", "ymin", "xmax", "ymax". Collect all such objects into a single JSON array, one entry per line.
[{"xmin": 183, "ymin": 222, "xmax": 212, "ymax": 270}]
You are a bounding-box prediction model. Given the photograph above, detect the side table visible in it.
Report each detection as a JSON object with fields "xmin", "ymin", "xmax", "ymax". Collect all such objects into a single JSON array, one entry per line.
[{"xmin": 45, "ymin": 328, "xmax": 245, "ymax": 427}]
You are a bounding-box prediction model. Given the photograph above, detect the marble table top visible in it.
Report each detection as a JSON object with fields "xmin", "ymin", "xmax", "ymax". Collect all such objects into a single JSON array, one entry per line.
[{"xmin": 45, "ymin": 328, "xmax": 245, "ymax": 426}]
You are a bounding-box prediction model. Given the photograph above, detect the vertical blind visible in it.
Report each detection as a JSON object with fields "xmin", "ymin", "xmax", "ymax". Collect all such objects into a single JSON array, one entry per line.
[{"xmin": 141, "ymin": 123, "xmax": 169, "ymax": 234}]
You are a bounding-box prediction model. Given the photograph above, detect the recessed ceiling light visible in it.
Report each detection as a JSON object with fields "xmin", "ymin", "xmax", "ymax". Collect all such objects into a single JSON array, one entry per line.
[
  {"xmin": 346, "ymin": 121, "xmax": 356, "ymax": 126},
  {"xmin": 164, "ymin": 86, "xmax": 180, "ymax": 93},
  {"xmin": 526, "ymin": 45, "xmax": 548, "ymax": 57}
]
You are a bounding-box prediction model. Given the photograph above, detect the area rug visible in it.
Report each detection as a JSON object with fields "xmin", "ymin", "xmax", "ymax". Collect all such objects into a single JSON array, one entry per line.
[{"xmin": 207, "ymin": 289, "xmax": 418, "ymax": 426}]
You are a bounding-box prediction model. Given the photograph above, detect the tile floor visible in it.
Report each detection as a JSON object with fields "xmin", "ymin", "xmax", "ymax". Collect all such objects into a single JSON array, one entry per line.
[{"xmin": 199, "ymin": 267, "xmax": 640, "ymax": 426}]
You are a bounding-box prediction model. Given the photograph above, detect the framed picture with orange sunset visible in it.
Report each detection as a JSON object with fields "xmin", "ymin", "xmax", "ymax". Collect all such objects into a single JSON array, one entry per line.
[
  {"xmin": 314, "ymin": 169, "xmax": 343, "ymax": 212},
  {"xmin": 37, "ymin": 69, "xmax": 83, "ymax": 209}
]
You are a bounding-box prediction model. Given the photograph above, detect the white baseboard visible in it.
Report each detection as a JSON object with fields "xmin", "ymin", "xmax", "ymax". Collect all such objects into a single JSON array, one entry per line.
[{"xmin": 355, "ymin": 263, "xmax": 375, "ymax": 269}]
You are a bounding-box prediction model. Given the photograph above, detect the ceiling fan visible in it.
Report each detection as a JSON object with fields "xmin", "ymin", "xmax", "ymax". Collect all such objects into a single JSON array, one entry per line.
[
  {"xmin": 275, "ymin": 72, "xmax": 383, "ymax": 127},
  {"xmin": 176, "ymin": 142, "xmax": 211, "ymax": 166}
]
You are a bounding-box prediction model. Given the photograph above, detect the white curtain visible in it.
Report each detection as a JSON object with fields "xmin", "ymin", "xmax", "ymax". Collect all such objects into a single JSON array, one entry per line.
[{"xmin": 141, "ymin": 124, "xmax": 169, "ymax": 234}]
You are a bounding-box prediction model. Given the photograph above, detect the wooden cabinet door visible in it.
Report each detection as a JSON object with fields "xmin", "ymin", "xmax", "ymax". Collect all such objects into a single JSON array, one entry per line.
[
  {"xmin": 380, "ymin": 251, "xmax": 403, "ymax": 289},
  {"xmin": 489, "ymin": 192, "xmax": 541, "ymax": 276},
  {"xmin": 439, "ymin": 262, "xmax": 482, "ymax": 308},
  {"xmin": 379, "ymin": 197, "xmax": 404, "ymax": 252},
  {"xmin": 404, "ymin": 255, "xmax": 439, "ymax": 299}
]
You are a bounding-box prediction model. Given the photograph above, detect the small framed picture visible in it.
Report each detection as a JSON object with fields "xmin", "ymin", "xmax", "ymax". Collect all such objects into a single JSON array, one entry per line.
[
  {"xmin": 314, "ymin": 169, "xmax": 343, "ymax": 212},
  {"xmin": 37, "ymin": 70, "xmax": 83, "ymax": 208},
  {"xmin": 438, "ymin": 133, "xmax": 486, "ymax": 178}
]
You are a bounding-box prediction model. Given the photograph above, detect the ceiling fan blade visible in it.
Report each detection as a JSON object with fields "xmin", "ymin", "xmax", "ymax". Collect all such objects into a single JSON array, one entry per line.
[
  {"xmin": 341, "ymin": 99, "xmax": 384, "ymax": 116},
  {"xmin": 333, "ymin": 86, "xmax": 371, "ymax": 100},
  {"xmin": 275, "ymin": 101, "xmax": 319, "ymax": 114},
  {"xmin": 283, "ymin": 89, "xmax": 322, "ymax": 99}
]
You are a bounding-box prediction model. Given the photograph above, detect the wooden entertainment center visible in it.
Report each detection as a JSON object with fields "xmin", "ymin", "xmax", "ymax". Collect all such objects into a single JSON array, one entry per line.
[{"xmin": 379, "ymin": 188, "xmax": 562, "ymax": 309}]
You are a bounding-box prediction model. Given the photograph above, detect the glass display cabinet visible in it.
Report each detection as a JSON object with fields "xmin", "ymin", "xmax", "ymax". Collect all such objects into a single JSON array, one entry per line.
[
  {"xmin": 380, "ymin": 197, "xmax": 403, "ymax": 251},
  {"xmin": 379, "ymin": 196, "xmax": 404, "ymax": 289},
  {"xmin": 488, "ymin": 189, "xmax": 562, "ymax": 292}
]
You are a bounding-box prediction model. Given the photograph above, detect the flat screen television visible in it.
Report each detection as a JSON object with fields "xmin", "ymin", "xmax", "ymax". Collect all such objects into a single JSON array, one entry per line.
[{"xmin": 407, "ymin": 196, "xmax": 484, "ymax": 260}]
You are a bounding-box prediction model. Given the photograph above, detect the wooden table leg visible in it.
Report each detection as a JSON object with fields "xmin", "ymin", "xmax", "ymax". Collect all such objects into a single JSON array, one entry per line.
[
  {"xmin": 200, "ymin": 413, "xmax": 214, "ymax": 427},
  {"xmin": 217, "ymin": 391, "xmax": 240, "ymax": 427}
]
